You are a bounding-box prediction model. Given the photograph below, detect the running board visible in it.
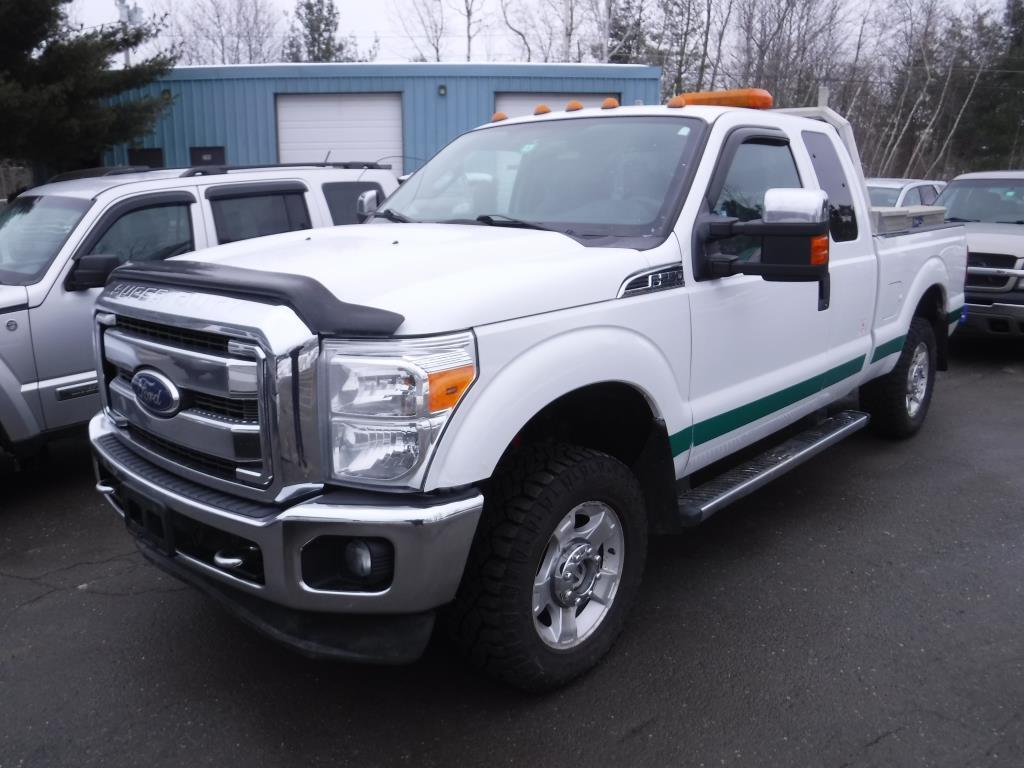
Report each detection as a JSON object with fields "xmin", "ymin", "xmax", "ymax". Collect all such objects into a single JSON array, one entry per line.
[{"xmin": 677, "ymin": 410, "xmax": 869, "ymax": 525}]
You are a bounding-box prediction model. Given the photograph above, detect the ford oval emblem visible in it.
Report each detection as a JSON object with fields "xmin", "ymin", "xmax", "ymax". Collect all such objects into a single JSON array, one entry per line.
[{"xmin": 130, "ymin": 369, "xmax": 181, "ymax": 418}]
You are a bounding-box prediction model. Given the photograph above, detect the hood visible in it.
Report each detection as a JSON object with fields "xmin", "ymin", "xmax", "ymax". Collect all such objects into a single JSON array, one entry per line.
[
  {"xmin": 177, "ymin": 224, "xmax": 651, "ymax": 334},
  {"xmin": 0, "ymin": 285, "xmax": 28, "ymax": 313},
  {"xmin": 963, "ymin": 222, "xmax": 1024, "ymax": 259}
]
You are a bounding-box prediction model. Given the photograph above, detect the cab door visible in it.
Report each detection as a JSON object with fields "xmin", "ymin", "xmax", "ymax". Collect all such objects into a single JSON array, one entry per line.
[
  {"xmin": 31, "ymin": 190, "xmax": 205, "ymax": 432},
  {"xmin": 683, "ymin": 125, "xmax": 832, "ymax": 472}
]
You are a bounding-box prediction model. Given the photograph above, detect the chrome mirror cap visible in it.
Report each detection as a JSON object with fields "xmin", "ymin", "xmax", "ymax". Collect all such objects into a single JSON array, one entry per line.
[
  {"xmin": 763, "ymin": 188, "xmax": 829, "ymax": 224},
  {"xmin": 356, "ymin": 189, "xmax": 381, "ymax": 223}
]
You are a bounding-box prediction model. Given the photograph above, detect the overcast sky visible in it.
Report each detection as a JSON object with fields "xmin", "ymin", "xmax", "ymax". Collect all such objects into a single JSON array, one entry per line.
[{"xmin": 71, "ymin": 0, "xmax": 993, "ymax": 64}]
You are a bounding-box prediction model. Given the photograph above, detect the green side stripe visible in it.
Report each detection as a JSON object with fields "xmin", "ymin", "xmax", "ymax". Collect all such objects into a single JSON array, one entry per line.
[
  {"xmin": 669, "ymin": 355, "xmax": 867, "ymax": 456},
  {"xmin": 946, "ymin": 307, "xmax": 963, "ymax": 324},
  {"xmin": 871, "ymin": 335, "xmax": 906, "ymax": 363},
  {"xmin": 669, "ymin": 427, "xmax": 692, "ymax": 456}
]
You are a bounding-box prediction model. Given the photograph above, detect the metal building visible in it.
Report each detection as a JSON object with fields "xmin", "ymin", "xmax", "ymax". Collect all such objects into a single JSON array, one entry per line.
[{"xmin": 107, "ymin": 63, "xmax": 663, "ymax": 173}]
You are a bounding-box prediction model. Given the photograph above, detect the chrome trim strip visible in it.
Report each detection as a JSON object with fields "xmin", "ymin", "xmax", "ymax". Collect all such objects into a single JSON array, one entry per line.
[
  {"xmin": 109, "ymin": 378, "xmax": 262, "ymax": 464},
  {"xmin": 104, "ymin": 329, "xmax": 259, "ymax": 397}
]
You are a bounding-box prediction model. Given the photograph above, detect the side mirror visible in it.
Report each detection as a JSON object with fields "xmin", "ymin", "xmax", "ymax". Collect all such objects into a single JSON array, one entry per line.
[
  {"xmin": 65, "ymin": 253, "xmax": 121, "ymax": 291},
  {"xmin": 356, "ymin": 189, "xmax": 381, "ymax": 223},
  {"xmin": 700, "ymin": 188, "xmax": 831, "ymax": 309}
]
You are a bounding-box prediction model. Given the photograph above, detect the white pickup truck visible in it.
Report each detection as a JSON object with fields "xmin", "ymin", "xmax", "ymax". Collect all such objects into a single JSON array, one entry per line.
[{"xmin": 88, "ymin": 92, "xmax": 966, "ymax": 690}]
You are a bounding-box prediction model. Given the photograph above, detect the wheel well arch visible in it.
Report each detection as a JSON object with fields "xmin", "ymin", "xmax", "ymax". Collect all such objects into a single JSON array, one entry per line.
[
  {"xmin": 494, "ymin": 381, "xmax": 679, "ymax": 533},
  {"xmin": 913, "ymin": 283, "xmax": 948, "ymax": 370}
]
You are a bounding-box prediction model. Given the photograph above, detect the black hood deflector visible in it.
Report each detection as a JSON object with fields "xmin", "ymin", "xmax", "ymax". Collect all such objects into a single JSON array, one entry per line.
[{"xmin": 107, "ymin": 260, "xmax": 405, "ymax": 336}]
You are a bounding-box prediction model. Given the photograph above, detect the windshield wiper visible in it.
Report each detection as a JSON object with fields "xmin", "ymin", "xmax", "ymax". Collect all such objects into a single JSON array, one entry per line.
[
  {"xmin": 995, "ymin": 220, "xmax": 1024, "ymax": 224},
  {"xmin": 373, "ymin": 208, "xmax": 413, "ymax": 223},
  {"xmin": 946, "ymin": 216, "xmax": 980, "ymax": 223},
  {"xmin": 475, "ymin": 214, "xmax": 557, "ymax": 232}
]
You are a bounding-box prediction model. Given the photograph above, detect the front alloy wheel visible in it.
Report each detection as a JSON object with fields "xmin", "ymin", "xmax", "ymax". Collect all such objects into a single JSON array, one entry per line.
[
  {"xmin": 533, "ymin": 501, "xmax": 624, "ymax": 649},
  {"xmin": 449, "ymin": 443, "xmax": 648, "ymax": 691}
]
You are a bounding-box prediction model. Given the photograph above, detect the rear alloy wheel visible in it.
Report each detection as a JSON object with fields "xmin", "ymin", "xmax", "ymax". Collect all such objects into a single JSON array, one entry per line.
[
  {"xmin": 449, "ymin": 443, "xmax": 647, "ymax": 691},
  {"xmin": 862, "ymin": 316, "xmax": 937, "ymax": 438}
]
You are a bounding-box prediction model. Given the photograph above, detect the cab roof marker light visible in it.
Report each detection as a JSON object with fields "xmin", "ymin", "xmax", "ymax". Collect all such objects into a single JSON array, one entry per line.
[
  {"xmin": 666, "ymin": 88, "xmax": 774, "ymax": 110},
  {"xmin": 601, "ymin": 97, "xmax": 620, "ymax": 109},
  {"xmin": 491, "ymin": 111, "xmax": 508, "ymax": 122},
  {"xmin": 565, "ymin": 100, "xmax": 584, "ymax": 112},
  {"xmin": 534, "ymin": 104, "xmax": 551, "ymax": 115}
]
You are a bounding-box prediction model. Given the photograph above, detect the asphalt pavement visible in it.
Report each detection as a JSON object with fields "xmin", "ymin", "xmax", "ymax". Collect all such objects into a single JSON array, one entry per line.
[{"xmin": 2, "ymin": 337, "xmax": 1023, "ymax": 768}]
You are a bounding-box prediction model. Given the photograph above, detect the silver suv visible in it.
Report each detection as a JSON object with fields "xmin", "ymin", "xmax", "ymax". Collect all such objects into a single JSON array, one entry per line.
[{"xmin": 0, "ymin": 163, "xmax": 398, "ymax": 458}]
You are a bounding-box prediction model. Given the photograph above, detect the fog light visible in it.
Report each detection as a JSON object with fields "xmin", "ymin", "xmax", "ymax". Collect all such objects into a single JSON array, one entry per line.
[{"xmin": 345, "ymin": 539, "xmax": 373, "ymax": 578}]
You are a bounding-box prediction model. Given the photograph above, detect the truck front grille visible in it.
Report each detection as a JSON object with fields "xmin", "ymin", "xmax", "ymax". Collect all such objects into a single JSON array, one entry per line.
[
  {"xmin": 967, "ymin": 252, "xmax": 1018, "ymax": 290},
  {"xmin": 101, "ymin": 315, "xmax": 271, "ymax": 490}
]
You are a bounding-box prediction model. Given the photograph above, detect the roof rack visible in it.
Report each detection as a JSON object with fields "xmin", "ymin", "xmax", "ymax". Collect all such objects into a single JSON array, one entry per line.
[
  {"xmin": 180, "ymin": 161, "xmax": 392, "ymax": 177},
  {"xmin": 47, "ymin": 165, "xmax": 152, "ymax": 183}
]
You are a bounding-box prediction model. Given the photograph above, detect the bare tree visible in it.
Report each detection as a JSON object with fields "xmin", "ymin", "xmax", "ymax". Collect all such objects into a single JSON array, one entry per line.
[
  {"xmin": 448, "ymin": 0, "xmax": 486, "ymax": 61},
  {"xmin": 157, "ymin": 0, "xmax": 282, "ymax": 64},
  {"xmin": 399, "ymin": 0, "xmax": 447, "ymax": 61}
]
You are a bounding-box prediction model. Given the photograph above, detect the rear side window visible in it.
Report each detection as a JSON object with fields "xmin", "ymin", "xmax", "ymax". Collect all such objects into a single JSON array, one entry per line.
[
  {"xmin": 919, "ymin": 185, "xmax": 938, "ymax": 205},
  {"xmin": 323, "ymin": 182, "xmax": 384, "ymax": 225},
  {"xmin": 802, "ymin": 131, "xmax": 858, "ymax": 242},
  {"xmin": 902, "ymin": 186, "xmax": 922, "ymax": 206},
  {"xmin": 210, "ymin": 192, "xmax": 311, "ymax": 245}
]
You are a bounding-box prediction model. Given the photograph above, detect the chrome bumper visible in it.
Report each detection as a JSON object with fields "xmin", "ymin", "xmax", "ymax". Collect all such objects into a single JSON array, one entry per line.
[
  {"xmin": 963, "ymin": 300, "xmax": 1024, "ymax": 336},
  {"xmin": 89, "ymin": 412, "xmax": 482, "ymax": 616}
]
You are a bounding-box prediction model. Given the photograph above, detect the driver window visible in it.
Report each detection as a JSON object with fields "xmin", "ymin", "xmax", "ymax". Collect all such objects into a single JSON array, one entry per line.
[
  {"xmin": 711, "ymin": 140, "xmax": 801, "ymax": 260},
  {"xmin": 90, "ymin": 203, "xmax": 194, "ymax": 263}
]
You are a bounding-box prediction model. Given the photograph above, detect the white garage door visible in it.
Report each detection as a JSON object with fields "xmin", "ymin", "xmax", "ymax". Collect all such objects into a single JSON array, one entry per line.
[
  {"xmin": 495, "ymin": 92, "xmax": 619, "ymax": 117},
  {"xmin": 277, "ymin": 93, "xmax": 404, "ymax": 172}
]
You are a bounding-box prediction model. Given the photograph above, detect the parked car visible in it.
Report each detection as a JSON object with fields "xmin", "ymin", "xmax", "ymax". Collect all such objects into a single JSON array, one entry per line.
[
  {"xmin": 866, "ymin": 177, "xmax": 946, "ymax": 207},
  {"xmin": 935, "ymin": 170, "xmax": 1024, "ymax": 337},
  {"xmin": 0, "ymin": 163, "xmax": 398, "ymax": 458},
  {"xmin": 88, "ymin": 93, "xmax": 966, "ymax": 690}
]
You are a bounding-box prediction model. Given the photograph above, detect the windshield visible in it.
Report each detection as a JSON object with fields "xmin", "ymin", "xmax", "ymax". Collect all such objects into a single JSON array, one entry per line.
[
  {"xmin": 381, "ymin": 116, "xmax": 705, "ymax": 241},
  {"xmin": 867, "ymin": 186, "xmax": 901, "ymax": 207},
  {"xmin": 936, "ymin": 179, "xmax": 1024, "ymax": 223},
  {"xmin": 0, "ymin": 195, "xmax": 91, "ymax": 285}
]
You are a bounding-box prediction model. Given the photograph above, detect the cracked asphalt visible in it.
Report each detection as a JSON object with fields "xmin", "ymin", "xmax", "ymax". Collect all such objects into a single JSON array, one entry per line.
[{"xmin": 2, "ymin": 337, "xmax": 1023, "ymax": 767}]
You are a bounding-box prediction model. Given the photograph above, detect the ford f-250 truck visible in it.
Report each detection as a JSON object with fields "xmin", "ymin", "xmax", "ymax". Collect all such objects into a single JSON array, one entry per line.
[{"xmin": 88, "ymin": 91, "xmax": 967, "ymax": 690}]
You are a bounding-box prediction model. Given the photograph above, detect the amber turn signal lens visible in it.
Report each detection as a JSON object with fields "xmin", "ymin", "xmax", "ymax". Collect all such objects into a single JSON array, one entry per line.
[
  {"xmin": 428, "ymin": 365, "xmax": 476, "ymax": 413},
  {"xmin": 810, "ymin": 234, "xmax": 830, "ymax": 266}
]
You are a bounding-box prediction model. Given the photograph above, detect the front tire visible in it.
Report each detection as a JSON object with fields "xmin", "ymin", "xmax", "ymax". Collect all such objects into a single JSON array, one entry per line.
[
  {"xmin": 449, "ymin": 443, "xmax": 648, "ymax": 691},
  {"xmin": 861, "ymin": 316, "xmax": 937, "ymax": 438}
]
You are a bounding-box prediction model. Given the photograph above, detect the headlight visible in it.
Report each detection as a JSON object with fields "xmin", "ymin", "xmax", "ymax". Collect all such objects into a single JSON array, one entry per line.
[{"xmin": 322, "ymin": 332, "xmax": 476, "ymax": 485}]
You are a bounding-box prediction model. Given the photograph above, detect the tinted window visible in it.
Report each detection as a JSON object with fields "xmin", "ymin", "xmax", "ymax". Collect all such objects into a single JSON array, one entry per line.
[
  {"xmin": 868, "ymin": 186, "xmax": 901, "ymax": 207},
  {"xmin": 90, "ymin": 204, "xmax": 193, "ymax": 263},
  {"xmin": 802, "ymin": 131, "xmax": 858, "ymax": 242},
  {"xmin": 936, "ymin": 179, "xmax": 1024, "ymax": 224},
  {"xmin": 919, "ymin": 185, "xmax": 938, "ymax": 205},
  {"xmin": 0, "ymin": 195, "xmax": 91, "ymax": 285},
  {"xmin": 323, "ymin": 182, "xmax": 384, "ymax": 225},
  {"xmin": 711, "ymin": 140, "xmax": 801, "ymax": 259},
  {"xmin": 902, "ymin": 186, "xmax": 922, "ymax": 206},
  {"xmin": 211, "ymin": 192, "xmax": 311, "ymax": 244}
]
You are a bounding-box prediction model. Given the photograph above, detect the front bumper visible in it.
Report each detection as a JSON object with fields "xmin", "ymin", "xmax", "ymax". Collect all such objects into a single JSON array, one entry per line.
[
  {"xmin": 963, "ymin": 292, "xmax": 1024, "ymax": 337},
  {"xmin": 90, "ymin": 413, "xmax": 483, "ymax": 661}
]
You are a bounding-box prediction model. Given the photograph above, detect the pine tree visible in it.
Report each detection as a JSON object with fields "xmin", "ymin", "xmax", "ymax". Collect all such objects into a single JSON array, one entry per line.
[
  {"xmin": 0, "ymin": 0, "xmax": 176, "ymax": 173},
  {"xmin": 284, "ymin": 0, "xmax": 379, "ymax": 63}
]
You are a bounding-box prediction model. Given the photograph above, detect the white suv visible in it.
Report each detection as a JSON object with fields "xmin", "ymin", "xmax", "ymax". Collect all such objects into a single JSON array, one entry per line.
[{"xmin": 0, "ymin": 163, "xmax": 398, "ymax": 457}]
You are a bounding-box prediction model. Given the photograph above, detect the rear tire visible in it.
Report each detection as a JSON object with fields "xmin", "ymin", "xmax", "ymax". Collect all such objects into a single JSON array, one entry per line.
[
  {"xmin": 448, "ymin": 443, "xmax": 648, "ymax": 691},
  {"xmin": 861, "ymin": 317, "xmax": 936, "ymax": 439}
]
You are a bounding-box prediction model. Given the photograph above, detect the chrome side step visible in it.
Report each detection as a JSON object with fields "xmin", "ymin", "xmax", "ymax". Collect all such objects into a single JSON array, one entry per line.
[{"xmin": 677, "ymin": 410, "xmax": 869, "ymax": 525}]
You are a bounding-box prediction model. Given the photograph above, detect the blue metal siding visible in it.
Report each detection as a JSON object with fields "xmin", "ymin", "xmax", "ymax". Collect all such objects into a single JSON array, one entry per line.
[{"xmin": 109, "ymin": 63, "xmax": 662, "ymax": 170}]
